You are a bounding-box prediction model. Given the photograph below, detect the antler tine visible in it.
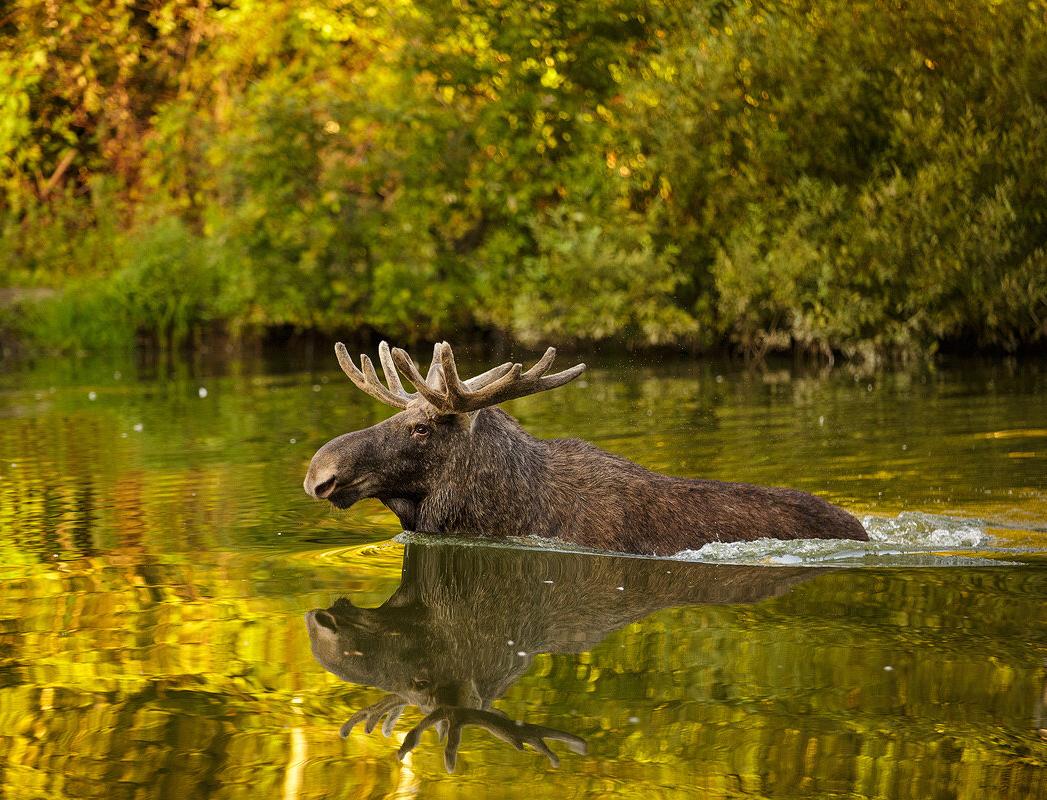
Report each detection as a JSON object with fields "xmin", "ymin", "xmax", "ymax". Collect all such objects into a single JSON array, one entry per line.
[
  {"xmin": 425, "ymin": 342, "xmax": 445, "ymax": 390},
  {"xmin": 437, "ymin": 341, "xmax": 480, "ymax": 408},
  {"xmin": 391, "ymin": 347, "xmax": 447, "ymax": 407},
  {"xmin": 361, "ymin": 354, "xmax": 410, "ymax": 407},
  {"xmin": 533, "ymin": 362, "xmax": 587, "ymax": 392},
  {"xmin": 335, "ymin": 343, "xmax": 410, "ymax": 409},
  {"xmin": 464, "ymin": 361, "xmax": 515, "ymax": 390},
  {"xmin": 521, "ymin": 346, "xmax": 557, "ymax": 379},
  {"xmin": 378, "ymin": 341, "xmax": 409, "ymax": 399}
]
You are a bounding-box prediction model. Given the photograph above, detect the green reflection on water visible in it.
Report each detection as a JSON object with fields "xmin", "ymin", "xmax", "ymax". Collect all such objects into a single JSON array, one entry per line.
[{"xmin": 0, "ymin": 354, "xmax": 1045, "ymax": 798}]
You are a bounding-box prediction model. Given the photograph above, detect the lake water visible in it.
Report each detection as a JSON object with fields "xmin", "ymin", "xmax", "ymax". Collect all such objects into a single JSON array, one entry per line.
[{"xmin": 1, "ymin": 351, "xmax": 1045, "ymax": 799}]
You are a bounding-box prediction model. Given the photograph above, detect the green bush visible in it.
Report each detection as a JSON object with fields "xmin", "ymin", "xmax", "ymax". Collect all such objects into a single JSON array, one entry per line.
[{"xmin": 1, "ymin": 0, "xmax": 1044, "ymax": 358}]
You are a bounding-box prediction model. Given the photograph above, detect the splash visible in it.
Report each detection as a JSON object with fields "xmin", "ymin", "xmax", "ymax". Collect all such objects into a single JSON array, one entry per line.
[{"xmin": 672, "ymin": 511, "xmax": 1029, "ymax": 566}]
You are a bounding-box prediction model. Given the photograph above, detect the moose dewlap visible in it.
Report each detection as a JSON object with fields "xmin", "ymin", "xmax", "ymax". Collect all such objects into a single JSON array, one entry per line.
[{"xmin": 303, "ymin": 341, "xmax": 868, "ymax": 556}]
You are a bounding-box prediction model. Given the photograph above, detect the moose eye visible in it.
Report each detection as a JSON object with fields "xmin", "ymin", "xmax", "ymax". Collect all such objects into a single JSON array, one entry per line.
[{"xmin": 411, "ymin": 423, "xmax": 431, "ymax": 438}]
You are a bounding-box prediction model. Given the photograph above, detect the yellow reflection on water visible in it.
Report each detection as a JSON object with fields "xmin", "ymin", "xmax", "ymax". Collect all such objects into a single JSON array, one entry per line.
[{"xmin": 0, "ymin": 356, "xmax": 1045, "ymax": 798}]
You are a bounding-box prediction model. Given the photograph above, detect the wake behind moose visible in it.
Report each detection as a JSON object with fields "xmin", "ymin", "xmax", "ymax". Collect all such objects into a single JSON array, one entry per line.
[{"xmin": 304, "ymin": 341, "xmax": 867, "ymax": 555}]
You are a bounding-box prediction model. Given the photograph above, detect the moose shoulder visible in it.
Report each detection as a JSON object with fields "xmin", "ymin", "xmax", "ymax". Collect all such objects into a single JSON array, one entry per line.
[{"xmin": 304, "ymin": 342, "xmax": 868, "ymax": 556}]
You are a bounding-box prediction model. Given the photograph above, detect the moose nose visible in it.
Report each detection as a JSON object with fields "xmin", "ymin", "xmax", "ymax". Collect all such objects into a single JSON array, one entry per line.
[
  {"xmin": 304, "ymin": 470, "xmax": 339, "ymax": 499},
  {"xmin": 314, "ymin": 476, "xmax": 339, "ymax": 498}
]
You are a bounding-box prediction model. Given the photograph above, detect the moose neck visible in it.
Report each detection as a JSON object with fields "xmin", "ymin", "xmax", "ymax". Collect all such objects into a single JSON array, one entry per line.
[{"xmin": 411, "ymin": 408, "xmax": 556, "ymax": 537}]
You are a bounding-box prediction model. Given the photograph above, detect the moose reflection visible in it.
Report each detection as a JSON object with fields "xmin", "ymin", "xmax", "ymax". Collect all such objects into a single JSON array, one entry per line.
[{"xmin": 305, "ymin": 541, "xmax": 816, "ymax": 772}]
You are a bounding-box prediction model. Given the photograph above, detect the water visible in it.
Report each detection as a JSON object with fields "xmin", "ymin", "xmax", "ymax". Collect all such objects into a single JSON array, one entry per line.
[{"xmin": 1, "ymin": 353, "xmax": 1045, "ymax": 798}]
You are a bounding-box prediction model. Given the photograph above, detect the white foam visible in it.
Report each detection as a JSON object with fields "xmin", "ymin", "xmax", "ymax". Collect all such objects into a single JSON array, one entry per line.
[
  {"xmin": 864, "ymin": 511, "xmax": 987, "ymax": 547},
  {"xmin": 671, "ymin": 512, "xmax": 1009, "ymax": 566}
]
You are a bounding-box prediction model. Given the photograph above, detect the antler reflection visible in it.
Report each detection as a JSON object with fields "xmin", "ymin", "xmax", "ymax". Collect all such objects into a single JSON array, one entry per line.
[
  {"xmin": 340, "ymin": 694, "xmax": 408, "ymax": 739},
  {"xmin": 398, "ymin": 706, "xmax": 587, "ymax": 773}
]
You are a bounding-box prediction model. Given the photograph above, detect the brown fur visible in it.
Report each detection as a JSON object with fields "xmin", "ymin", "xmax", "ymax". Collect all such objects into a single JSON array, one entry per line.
[{"xmin": 305, "ymin": 401, "xmax": 868, "ymax": 557}]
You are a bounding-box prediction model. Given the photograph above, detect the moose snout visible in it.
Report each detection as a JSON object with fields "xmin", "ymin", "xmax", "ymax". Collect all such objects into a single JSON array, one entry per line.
[
  {"xmin": 304, "ymin": 456, "xmax": 344, "ymax": 499},
  {"xmin": 304, "ymin": 429, "xmax": 378, "ymax": 503},
  {"xmin": 304, "ymin": 451, "xmax": 342, "ymax": 499}
]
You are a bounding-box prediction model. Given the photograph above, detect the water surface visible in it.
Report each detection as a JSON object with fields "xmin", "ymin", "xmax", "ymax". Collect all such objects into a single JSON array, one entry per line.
[{"xmin": 1, "ymin": 353, "xmax": 1045, "ymax": 798}]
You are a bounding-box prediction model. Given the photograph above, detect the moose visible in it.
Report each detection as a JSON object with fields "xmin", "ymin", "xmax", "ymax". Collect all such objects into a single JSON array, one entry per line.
[
  {"xmin": 305, "ymin": 540, "xmax": 818, "ymax": 772},
  {"xmin": 304, "ymin": 341, "xmax": 868, "ymax": 555}
]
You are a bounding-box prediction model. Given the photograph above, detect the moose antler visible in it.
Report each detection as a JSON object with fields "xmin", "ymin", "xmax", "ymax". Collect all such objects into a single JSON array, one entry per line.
[
  {"xmin": 392, "ymin": 341, "xmax": 585, "ymax": 413},
  {"xmin": 335, "ymin": 341, "xmax": 417, "ymax": 409},
  {"xmin": 334, "ymin": 341, "xmax": 585, "ymax": 413},
  {"xmin": 397, "ymin": 706, "xmax": 587, "ymax": 773}
]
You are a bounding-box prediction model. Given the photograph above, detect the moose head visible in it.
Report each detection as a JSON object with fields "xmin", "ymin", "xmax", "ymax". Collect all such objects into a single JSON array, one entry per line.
[{"xmin": 304, "ymin": 341, "xmax": 586, "ymax": 534}]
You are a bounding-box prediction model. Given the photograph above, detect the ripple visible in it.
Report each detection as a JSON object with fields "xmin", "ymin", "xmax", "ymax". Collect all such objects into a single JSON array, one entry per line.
[{"xmin": 281, "ymin": 540, "xmax": 405, "ymax": 569}]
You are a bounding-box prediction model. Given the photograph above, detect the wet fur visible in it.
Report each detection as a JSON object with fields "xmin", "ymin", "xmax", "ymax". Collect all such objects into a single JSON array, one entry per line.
[{"xmin": 307, "ymin": 405, "xmax": 868, "ymax": 557}]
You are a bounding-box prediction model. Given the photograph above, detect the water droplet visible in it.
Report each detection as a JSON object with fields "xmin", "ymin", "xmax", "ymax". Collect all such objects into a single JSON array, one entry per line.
[
  {"xmin": 542, "ymin": 579, "xmax": 553, "ymax": 584},
  {"xmin": 312, "ymin": 385, "xmax": 322, "ymax": 392},
  {"xmin": 87, "ymin": 391, "xmax": 97, "ymax": 401},
  {"xmin": 507, "ymin": 640, "xmax": 514, "ymax": 646},
  {"xmin": 133, "ymin": 423, "xmax": 143, "ymax": 432},
  {"xmin": 818, "ymin": 415, "xmax": 825, "ymax": 426},
  {"xmin": 616, "ymin": 586, "xmax": 625, "ymax": 591},
  {"xmin": 884, "ymin": 665, "xmax": 894, "ymax": 671},
  {"xmin": 516, "ymin": 651, "xmax": 527, "ymax": 657},
  {"xmin": 628, "ymin": 716, "xmax": 640, "ymax": 724},
  {"xmin": 289, "ymin": 438, "xmax": 297, "ymax": 444},
  {"xmin": 198, "ymin": 387, "xmax": 208, "ymax": 398}
]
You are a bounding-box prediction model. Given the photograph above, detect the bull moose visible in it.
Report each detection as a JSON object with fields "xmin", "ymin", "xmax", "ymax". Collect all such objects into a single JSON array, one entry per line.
[
  {"xmin": 304, "ymin": 342, "xmax": 868, "ymax": 555},
  {"xmin": 305, "ymin": 540, "xmax": 818, "ymax": 771}
]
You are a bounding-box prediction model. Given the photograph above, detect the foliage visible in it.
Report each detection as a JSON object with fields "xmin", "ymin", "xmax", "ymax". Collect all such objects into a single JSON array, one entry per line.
[{"xmin": 1, "ymin": 0, "xmax": 1046, "ymax": 358}]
